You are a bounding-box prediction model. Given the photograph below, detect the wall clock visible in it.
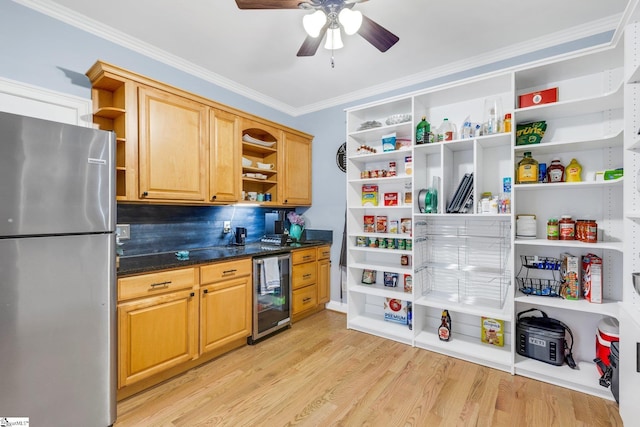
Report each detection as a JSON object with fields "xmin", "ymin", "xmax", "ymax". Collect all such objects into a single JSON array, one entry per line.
[{"xmin": 336, "ymin": 142, "xmax": 346, "ymax": 173}]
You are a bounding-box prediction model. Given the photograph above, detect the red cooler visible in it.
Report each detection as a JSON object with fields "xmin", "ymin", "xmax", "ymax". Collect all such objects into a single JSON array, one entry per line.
[{"xmin": 595, "ymin": 317, "xmax": 619, "ymax": 375}]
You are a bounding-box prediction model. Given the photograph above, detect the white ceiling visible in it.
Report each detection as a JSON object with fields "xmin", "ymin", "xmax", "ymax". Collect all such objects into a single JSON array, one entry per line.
[{"xmin": 19, "ymin": 0, "xmax": 633, "ymax": 115}]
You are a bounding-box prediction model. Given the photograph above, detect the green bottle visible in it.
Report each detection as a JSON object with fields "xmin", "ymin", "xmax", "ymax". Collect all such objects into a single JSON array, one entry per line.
[{"xmin": 416, "ymin": 116, "xmax": 430, "ymax": 144}]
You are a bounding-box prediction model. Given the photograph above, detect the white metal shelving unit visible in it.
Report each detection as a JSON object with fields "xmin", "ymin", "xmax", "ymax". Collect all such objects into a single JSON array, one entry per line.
[{"xmin": 345, "ymin": 30, "xmax": 640, "ymax": 417}]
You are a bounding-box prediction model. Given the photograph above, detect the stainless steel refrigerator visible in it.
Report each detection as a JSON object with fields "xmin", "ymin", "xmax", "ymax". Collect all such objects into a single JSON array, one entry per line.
[{"xmin": 0, "ymin": 111, "xmax": 116, "ymax": 426}]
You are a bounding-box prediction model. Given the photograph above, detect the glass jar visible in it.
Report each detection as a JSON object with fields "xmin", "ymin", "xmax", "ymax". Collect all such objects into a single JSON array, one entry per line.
[
  {"xmin": 559, "ymin": 215, "xmax": 575, "ymax": 240},
  {"xmin": 585, "ymin": 220, "xmax": 598, "ymax": 243},
  {"xmin": 547, "ymin": 218, "xmax": 559, "ymax": 240}
]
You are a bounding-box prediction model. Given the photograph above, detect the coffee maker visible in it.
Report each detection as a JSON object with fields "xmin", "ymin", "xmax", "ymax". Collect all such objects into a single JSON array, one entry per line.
[{"xmin": 234, "ymin": 227, "xmax": 247, "ymax": 245}]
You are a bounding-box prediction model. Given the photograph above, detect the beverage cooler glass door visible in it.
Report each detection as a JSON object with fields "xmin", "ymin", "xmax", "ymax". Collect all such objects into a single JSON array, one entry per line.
[{"xmin": 251, "ymin": 254, "xmax": 291, "ymax": 343}]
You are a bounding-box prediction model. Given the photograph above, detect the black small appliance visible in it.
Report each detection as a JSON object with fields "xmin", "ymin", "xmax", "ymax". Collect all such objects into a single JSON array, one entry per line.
[{"xmin": 235, "ymin": 227, "xmax": 247, "ymax": 245}]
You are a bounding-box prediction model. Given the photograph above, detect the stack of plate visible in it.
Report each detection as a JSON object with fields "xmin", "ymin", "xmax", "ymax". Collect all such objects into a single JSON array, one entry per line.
[{"xmin": 242, "ymin": 134, "xmax": 276, "ymax": 147}]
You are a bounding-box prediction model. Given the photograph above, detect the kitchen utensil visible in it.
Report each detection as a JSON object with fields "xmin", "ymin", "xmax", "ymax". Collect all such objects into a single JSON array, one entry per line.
[{"xmin": 247, "ymin": 191, "xmax": 258, "ymax": 201}]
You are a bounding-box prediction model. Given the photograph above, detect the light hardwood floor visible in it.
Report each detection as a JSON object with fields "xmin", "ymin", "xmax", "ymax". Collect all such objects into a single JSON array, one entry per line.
[{"xmin": 115, "ymin": 310, "xmax": 621, "ymax": 426}]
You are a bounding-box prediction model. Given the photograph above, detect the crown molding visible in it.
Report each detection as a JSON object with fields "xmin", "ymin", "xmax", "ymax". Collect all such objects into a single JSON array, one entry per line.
[{"xmin": 16, "ymin": 0, "xmax": 622, "ymax": 117}]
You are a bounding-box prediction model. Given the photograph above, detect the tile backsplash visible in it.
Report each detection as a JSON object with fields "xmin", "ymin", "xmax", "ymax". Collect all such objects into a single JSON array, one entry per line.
[{"xmin": 117, "ymin": 204, "xmax": 293, "ymax": 256}]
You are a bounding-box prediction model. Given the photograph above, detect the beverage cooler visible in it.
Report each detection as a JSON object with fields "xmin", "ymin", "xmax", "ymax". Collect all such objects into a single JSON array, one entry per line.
[{"xmin": 249, "ymin": 253, "xmax": 292, "ymax": 344}]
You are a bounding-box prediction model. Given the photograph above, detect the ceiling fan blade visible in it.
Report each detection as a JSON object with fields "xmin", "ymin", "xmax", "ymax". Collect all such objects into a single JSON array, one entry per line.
[
  {"xmin": 297, "ymin": 27, "xmax": 328, "ymax": 57},
  {"xmin": 235, "ymin": 0, "xmax": 302, "ymax": 9},
  {"xmin": 357, "ymin": 15, "xmax": 399, "ymax": 52}
]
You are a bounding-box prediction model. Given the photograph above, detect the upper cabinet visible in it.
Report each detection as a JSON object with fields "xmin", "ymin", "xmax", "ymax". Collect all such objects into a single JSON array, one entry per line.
[
  {"xmin": 210, "ymin": 108, "xmax": 240, "ymax": 203},
  {"xmin": 281, "ymin": 131, "xmax": 312, "ymax": 206},
  {"xmin": 86, "ymin": 61, "xmax": 313, "ymax": 207},
  {"xmin": 138, "ymin": 85, "xmax": 208, "ymax": 202}
]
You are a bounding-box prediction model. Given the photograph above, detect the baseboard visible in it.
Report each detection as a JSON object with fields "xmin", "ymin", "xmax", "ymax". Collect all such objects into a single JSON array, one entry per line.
[{"xmin": 326, "ymin": 301, "xmax": 347, "ymax": 313}]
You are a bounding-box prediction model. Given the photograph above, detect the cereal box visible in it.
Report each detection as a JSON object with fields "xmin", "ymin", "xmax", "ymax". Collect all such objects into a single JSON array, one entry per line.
[
  {"xmin": 363, "ymin": 215, "xmax": 375, "ymax": 233},
  {"xmin": 561, "ymin": 252, "xmax": 580, "ymax": 300},
  {"xmin": 383, "ymin": 298, "xmax": 408, "ymax": 324},
  {"xmin": 481, "ymin": 317, "xmax": 504, "ymax": 346},
  {"xmin": 362, "ymin": 184, "xmax": 378, "ymax": 206},
  {"xmin": 389, "ymin": 220, "xmax": 399, "ymax": 234},
  {"xmin": 582, "ymin": 253, "xmax": 603, "ymax": 303}
]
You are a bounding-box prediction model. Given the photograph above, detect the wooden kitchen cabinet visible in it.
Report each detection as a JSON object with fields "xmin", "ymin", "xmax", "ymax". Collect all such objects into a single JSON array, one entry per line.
[
  {"xmin": 199, "ymin": 258, "xmax": 252, "ymax": 354},
  {"xmin": 281, "ymin": 131, "xmax": 312, "ymax": 206},
  {"xmin": 209, "ymin": 108, "xmax": 241, "ymax": 203},
  {"xmin": 138, "ymin": 85, "xmax": 208, "ymax": 202},
  {"xmin": 291, "ymin": 247, "xmax": 323, "ymax": 322},
  {"xmin": 87, "ymin": 61, "xmax": 313, "ymax": 206},
  {"xmin": 317, "ymin": 245, "xmax": 331, "ymax": 304},
  {"xmin": 117, "ymin": 267, "xmax": 199, "ymax": 389}
]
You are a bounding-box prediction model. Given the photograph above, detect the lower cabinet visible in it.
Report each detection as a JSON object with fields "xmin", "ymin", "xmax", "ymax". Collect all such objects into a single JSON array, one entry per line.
[
  {"xmin": 116, "ymin": 258, "xmax": 252, "ymax": 398},
  {"xmin": 317, "ymin": 245, "xmax": 331, "ymax": 304},
  {"xmin": 117, "ymin": 267, "xmax": 199, "ymax": 388},
  {"xmin": 200, "ymin": 258, "xmax": 252, "ymax": 354},
  {"xmin": 292, "ymin": 245, "xmax": 331, "ymax": 322}
]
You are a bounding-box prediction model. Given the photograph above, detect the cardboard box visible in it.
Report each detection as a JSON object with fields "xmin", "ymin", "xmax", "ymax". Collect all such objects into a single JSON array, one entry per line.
[
  {"xmin": 382, "ymin": 133, "xmax": 396, "ymax": 152},
  {"xmin": 404, "ymin": 274, "xmax": 412, "ymax": 293},
  {"xmin": 375, "ymin": 216, "xmax": 388, "ymax": 233},
  {"xmin": 582, "ymin": 253, "xmax": 603, "ymax": 303},
  {"xmin": 362, "ymin": 184, "xmax": 378, "ymax": 206},
  {"xmin": 384, "ymin": 272, "xmax": 399, "ymax": 287},
  {"xmin": 519, "ymin": 87, "xmax": 558, "ymax": 108},
  {"xmin": 481, "ymin": 317, "xmax": 504, "ymax": 347},
  {"xmin": 561, "ymin": 252, "xmax": 580, "ymax": 300},
  {"xmin": 383, "ymin": 298, "xmax": 408, "ymax": 324},
  {"xmin": 384, "ymin": 192, "xmax": 399, "ymax": 206},
  {"xmin": 363, "ymin": 215, "xmax": 375, "ymax": 233}
]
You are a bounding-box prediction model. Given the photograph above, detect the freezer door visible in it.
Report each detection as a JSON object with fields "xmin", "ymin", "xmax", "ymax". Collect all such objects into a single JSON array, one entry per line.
[
  {"xmin": 0, "ymin": 234, "xmax": 116, "ymax": 425},
  {"xmin": 0, "ymin": 111, "xmax": 115, "ymax": 236}
]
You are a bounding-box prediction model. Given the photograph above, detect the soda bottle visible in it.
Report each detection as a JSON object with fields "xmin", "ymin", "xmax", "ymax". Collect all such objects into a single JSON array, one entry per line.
[{"xmin": 416, "ymin": 116, "xmax": 430, "ymax": 144}]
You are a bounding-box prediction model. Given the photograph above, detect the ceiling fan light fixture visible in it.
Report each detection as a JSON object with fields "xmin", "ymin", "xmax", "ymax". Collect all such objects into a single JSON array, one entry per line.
[
  {"xmin": 303, "ymin": 10, "xmax": 327, "ymax": 38},
  {"xmin": 324, "ymin": 27, "xmax": 344, "ymax": 50},
  {"xmin": 338, "ymin": 8, "xmax": 362, "ymax": 35}
]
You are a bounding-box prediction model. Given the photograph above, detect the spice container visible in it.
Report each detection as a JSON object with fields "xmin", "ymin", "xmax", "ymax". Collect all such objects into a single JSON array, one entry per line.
[
  {"xmin": 559, "ymin": 215, "xmax": 575, "ymax": 240},
  {"xmin": 547, "ymin": 218, "xmax": 559, "ymax": 240},
  {"xmin": 503, "ymin": 113, "xmax": 512, "ymax": 133}
]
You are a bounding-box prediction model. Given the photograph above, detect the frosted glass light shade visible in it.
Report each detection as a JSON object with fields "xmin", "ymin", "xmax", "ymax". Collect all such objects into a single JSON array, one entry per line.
[
  {"xmin": 324, "ymin": 27, "xmax": 344, "ymax": 50},
  {"xmin": 303, "ymin": 10, "xmax": 327, "ymax": 38},
  {"xmin": 338, "ymin": 8, "xmax": 362, "ymax": 35}
]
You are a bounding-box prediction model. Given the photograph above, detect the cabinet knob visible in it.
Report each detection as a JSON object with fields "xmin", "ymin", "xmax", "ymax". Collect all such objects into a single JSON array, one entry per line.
[
  {"xmin": 141, "ymin": 191, "xmax": 148, "ymax": 197},
  {"xmin": 211, "ymin": 195, "xmax": 217, "ymax": 200},
  {"xmin": 284, "ymin": 199, "xmax": 288, "ymax": 204},
  {"xmin": 203, "ymin": 289, "xmax": 209, "ymax": 294},
  {"xmin": 190, "ymin": 292, "xmax": 195, "ymax": 297}
]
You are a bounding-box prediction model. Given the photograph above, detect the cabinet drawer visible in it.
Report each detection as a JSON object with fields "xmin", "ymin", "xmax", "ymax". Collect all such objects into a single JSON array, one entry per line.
[
  {"xmin": 118, "ymin": 267, "xmax": 197, "ymax": 302},
  {"xmin": 317, "ymin": 245, "xmax": 330, "ymax": 260},
  {"xmin": 292, "ymin": 285, "xmax": 317, "ymax": 315},
  {"xmin": 292, "ymin": 262, "xmax": 316, "ymax": 289},
  {"xmin": 292, "ymin": 248, "xmax": 316, "ymax": 265},
  {"xmin": 200, "ymin": 258, "xmax": 252, "ymax": 284}
]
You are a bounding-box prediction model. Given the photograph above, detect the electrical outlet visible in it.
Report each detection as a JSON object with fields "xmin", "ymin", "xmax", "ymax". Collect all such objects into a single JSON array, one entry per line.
[
  {"xmin": 116, "ymin": 224, "xmax": 131, "ymax": 240},
  {"xmin": 223, "ymin": 221, "xmax": 231, "ymax": 233}
]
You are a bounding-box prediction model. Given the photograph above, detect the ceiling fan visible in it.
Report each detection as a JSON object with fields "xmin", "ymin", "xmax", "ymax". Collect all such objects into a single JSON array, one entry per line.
[{"xmin": 235, "ymin": 0, "xmax": 399, "ymax": 57}]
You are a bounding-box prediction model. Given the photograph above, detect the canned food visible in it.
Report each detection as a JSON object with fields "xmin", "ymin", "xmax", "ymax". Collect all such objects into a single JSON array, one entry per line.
[
  {"xmin": 356, "ymin": 236, "xmax": 367, "ymax": 247},
  {"xmin": 378, "ymin": 237, "xmax": 387, "ymax": 249},
  {"xmin": 386, "ymin": 238, "xmax": 396, "ymax": 249},
  {"xmin": 397, "ymin": 239, "xmax": 406, "ymax": 250}
]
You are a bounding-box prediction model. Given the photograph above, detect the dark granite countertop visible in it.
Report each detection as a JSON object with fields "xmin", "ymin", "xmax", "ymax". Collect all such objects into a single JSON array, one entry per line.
[{"xmin": 117, "ymin": 241, "xmax": 331, "ymax": 277}]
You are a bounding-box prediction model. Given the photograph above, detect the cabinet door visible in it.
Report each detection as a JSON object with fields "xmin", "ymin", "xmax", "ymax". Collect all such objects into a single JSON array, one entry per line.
[
  {"xmin": 138, "ymin": 85, "xmax": 208, "ymax": 201},
  {"xmin": 282, "ymin": 132, "xmax": 312, "ymax": 206},
  {"xmin": 118, "ymin": 289, "xmax": 198, "ymax": 388},
  {"xmin": 200, "ymin": 276, "xmax": 252, "ymax": 354},
  {"xmin": 317, "ymin": 257, "xmax": 331, "ymax": 304},
  {"xmin": 209, "ymin": 108, "xmax": 240, "ymax": 202}
]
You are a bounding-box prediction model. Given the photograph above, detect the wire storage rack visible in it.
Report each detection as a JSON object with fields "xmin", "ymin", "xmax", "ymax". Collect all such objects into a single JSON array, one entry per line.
[
  {"xmin": 515, "ymin": 255, "xmax": 562, "ymax": 297},
  {"xmin": 414, "ymin": 217, "xmax": 511, "ymax": 309}
]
